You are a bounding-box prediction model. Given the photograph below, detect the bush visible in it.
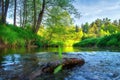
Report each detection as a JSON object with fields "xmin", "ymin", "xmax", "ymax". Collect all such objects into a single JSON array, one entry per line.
[
  {"xmin": 0, "ymin": 24, "xmax": 44, "ymax": 47},
  {"xmin": 96, "ymin": 36, "xmax": 110, "ymax": 47},
  {"xmin": 74, "ymin": 38, "xmax": 99, "ymax": 47},
  {"xmin": 107, "ymin": 38, "xmax": 117, "ymax": 46},
  {"xmin": 74, "ymin": 33, "xmax": 120, "ymax": 48},
  {"xmin": 97, "ymin": 33, "xmax": 120, "ymax": 47}
]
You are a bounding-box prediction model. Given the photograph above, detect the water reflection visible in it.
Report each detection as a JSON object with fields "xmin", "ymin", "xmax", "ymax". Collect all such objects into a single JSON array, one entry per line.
[{"xmin": 0, "ymin": 47, "xmax": 120, "ymax": 80}]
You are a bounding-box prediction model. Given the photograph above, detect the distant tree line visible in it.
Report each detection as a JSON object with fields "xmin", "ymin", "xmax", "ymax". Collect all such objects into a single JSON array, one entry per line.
[{"xmin": 81, "ymin": 18, "xmax": 120, "ymax": 39}]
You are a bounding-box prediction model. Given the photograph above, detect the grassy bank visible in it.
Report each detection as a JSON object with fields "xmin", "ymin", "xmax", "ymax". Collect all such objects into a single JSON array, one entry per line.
[
  {"xmin": 73, "ymin": 33, "xmax": 120, "ymax": 48},
  {"xmin": 0, "ymin": 24, "xmax": 44, "ymax": 48}
]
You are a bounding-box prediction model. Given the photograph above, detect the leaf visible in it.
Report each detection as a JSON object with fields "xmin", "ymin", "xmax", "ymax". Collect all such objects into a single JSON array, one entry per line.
[
  {"xmin": 58, "ymin": 46, "xmax": 62, "ymax": 59},
  {"xmin": 54, "ymin": 65, "xmax": 62, "ymax": 74}
]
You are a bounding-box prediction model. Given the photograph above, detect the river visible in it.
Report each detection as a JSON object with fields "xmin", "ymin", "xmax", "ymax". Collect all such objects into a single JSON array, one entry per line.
[{"xmin": 0, "ymin": 47, "xmax": 120, "ymax": 80}]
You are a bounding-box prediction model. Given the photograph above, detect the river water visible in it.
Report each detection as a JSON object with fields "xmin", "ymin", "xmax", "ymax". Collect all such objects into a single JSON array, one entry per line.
[{"xmin": 0, "ymin": 47, "xmax": 120, "ymax": 80}]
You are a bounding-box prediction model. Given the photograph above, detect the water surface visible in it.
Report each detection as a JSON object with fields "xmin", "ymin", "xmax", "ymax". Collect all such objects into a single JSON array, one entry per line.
[{"xmin": 0, "ymin": 47, "xmax": 120, "ymax": 80}]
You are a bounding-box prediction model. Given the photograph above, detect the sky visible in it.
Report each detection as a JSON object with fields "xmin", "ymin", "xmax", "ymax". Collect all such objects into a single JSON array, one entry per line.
[
  {"xmin": 74, "ymin": 0, "xmax": 120, "ymax": 25},
  {"xmin": 7, "ymin": 0, "xmax": 120, "ymax": 26}
]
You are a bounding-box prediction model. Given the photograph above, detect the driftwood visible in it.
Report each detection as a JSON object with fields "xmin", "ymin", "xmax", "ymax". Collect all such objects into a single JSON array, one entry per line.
[{"xmin": 29, "ymin": 58, "xmax": 85, "ymax": 80}]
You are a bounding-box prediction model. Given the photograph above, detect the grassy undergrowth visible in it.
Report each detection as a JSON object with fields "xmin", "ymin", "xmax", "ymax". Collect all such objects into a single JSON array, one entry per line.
[
  {"xmin": 0, "ymin": 24, "xmax": 43, "ymax": 47},
  {"xmin": 74, "ymin": 33, "xmax": 120, "ymax": 48}
]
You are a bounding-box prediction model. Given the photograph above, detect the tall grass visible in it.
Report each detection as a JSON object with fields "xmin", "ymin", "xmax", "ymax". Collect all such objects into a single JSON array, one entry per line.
[{"xmin": 0, "ymin": 24, "xmax": 43, "ymax": 47}]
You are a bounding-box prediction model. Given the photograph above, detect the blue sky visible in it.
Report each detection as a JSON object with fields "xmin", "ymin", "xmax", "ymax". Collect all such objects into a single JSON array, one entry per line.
[{"xmin": 74, "ymin": 0, "xmax": 120, "ymax": 25}]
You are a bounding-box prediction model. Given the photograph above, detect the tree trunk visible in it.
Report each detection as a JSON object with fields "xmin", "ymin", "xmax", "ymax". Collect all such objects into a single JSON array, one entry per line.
[
  {"xmin": 22, "ymin": 0, "xmax": 27, "ymax": 28},
  {"xmin": 25, "ymin": 1, "xmax": 27, "ymax": 27},
  {"xmin": 14, "ymin": 0, "xmax": 17, "ymax": 26},
  {"xmin": 34, "ymin": 0, "xmax": 45, "ymax": 33},
  {"xmin": 20, "ymin": 9, "xmax": 22, "ymax": 27},
  {"xmin": 33, "ymin": 0, "xmax": 36, "ymax": 32},
  {"xmin": 1, "ymin": 0, "xmax": 5, "ymax": 23},
  {"xmin": 1, "ymin": 0, "xmax": 9, "ymax": 24},
  {"xmin": 0, "ymin": 0, "xmax": 2, "ymax": 22},
  {"xmin": 4, "ymin": 0, "xmax": 9, "ymax": 23}
]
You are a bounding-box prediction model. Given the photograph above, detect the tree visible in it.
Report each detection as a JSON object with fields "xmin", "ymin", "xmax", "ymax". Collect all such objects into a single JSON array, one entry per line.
[
  {"xmin": 45, "ymin": 7, "xmax": 72, "ymax": 43},
  {"xmin": 14, "ymin": 0, "xmax": 17, "ymax": 26},
  {"xmin": 82, "ymin": 22, "xmax": 89, "ymax": 33},
  {"xmin": 33, "ymin": 0, "xmax": 36, "ymax": 32},
  {"xmin": 1, "ymin": 0, "xmax": 5, "ymax": 23},
  {"xmin": 75, "ymin": 25, "xmax": 79, "ymax": 32},
  {"xmin": 119, "ymin": 19, "xmax": 120, "ymax": 26},
  {"xmin": 34, "ymin": 0, "xmax": 79, "ymax": 33},
  {"xmin": 0, "ymin": 0, "xmax": 2, "ymax": 21},
  {"xmin": 88, "ymin": 22, "xmax": 98, "ymax": 37},
  {"xmin": 103, "ymin": 18, "xmax": 111, "ymax": 26},
  {"xmin": 22, "ymin": 0, "xmax": 27, "ymax": 27},
  {"xmin": 113, "ymin": 20, "xmax": 118, "ymax": 26},
  {"xmin": 34, "ymin": 0, "xmax": 45, "ymax": 33},
  {"xmin": 0, "ymin": 0, "xmax": 9, "ymax": 24},
  {"xmin": 2, "ymin": 0, "xmax": 79, "ymax": 34}
]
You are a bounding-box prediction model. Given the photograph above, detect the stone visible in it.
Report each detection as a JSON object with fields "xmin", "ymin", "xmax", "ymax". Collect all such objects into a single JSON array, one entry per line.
[{"xmin": 29, "ymin": 57, "xmax": 85, "ymax": 80}]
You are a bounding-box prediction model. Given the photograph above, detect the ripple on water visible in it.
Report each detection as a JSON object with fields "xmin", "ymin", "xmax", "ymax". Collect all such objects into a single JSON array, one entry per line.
[
  {"xmin": 0, "ymin": 51, "xmax": 120, "ymax": 80},
  {"xmin": 64, "ymin": 51, "xmax": 120, "ymax": 80}
]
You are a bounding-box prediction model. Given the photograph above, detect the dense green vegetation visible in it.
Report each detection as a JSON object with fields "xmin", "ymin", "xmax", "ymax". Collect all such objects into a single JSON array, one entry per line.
[
  {"xmin": 0, "ymin": 24, "xmax": 43, "ymax": 47},
  {"xmin": 74, "ymin": 18, "xmax": 120, "ymax": 48},
  {"xmin": 74, "ymin": 33, "xmax": 120, "ymax": 48},
  {"xmin": 1, "ymin": 0, "xmax": 120, "ymax": 48},
  {"xmin": 0, "ymin": 0, "xmax": 81, "ymax": 48},
  {"xmin": 1, "ymin": 17, "xmax": 120, "ymax": 48},
  {"xmin": 0, "ymin": 23, "xmax": 83, "ymax": 47}
]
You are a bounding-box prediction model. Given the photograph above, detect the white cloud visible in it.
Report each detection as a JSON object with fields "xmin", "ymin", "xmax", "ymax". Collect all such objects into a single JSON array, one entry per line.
[
  {"xmin": 74, "ymin": 0, "xmax": 120, "ymax": 25},
  {"xmin": 105, "ymin": 5, "xmax": 120, "ymax": 11}
]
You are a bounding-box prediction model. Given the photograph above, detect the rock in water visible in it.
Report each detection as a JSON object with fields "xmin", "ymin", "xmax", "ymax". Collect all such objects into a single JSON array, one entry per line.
[{"xmin": 29, "ymin": 58, "xmax": 85, "ymax": 80}]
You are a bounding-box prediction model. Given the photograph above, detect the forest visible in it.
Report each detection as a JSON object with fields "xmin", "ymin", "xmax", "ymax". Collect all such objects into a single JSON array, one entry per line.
[{"xmin": 0, "ymin": 0, "xmax": 120, "ymax": 48}]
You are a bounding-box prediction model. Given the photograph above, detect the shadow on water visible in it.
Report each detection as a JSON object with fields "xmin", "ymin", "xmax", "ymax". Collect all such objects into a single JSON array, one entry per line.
[
  {"xmin": 0, "ymin": 47, "xmax": 120, "ymax": 54},
  {"xmin": 0, "ymin": 47, "xmax": 120, "ymax": 80}
]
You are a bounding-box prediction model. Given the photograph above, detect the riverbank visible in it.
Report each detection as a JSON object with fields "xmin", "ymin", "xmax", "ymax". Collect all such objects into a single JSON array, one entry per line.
[
  {"xmin": 74, "ymin": 33, "xmax": 120, "ymax": 48},
  {"xmin": 0, "ymin": 24, "xmax": 44, "ymax": 48}
]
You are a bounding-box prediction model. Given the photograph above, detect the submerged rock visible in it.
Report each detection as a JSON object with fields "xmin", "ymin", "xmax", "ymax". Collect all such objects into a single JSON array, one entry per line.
[{"xmin": 29, "ymin": 57, "xmax": 85, "ymax": 80}]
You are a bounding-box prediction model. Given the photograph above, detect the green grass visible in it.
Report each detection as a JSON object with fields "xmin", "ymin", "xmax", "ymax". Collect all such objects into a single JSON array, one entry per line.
[
  {"xmin": 0, "ymin": 24, "xmax": 43, "ymax": 47},
  {"xmin": 73, "ymin": 38, "xmax": 99, "ymax": 47},
  {"xmin": 74, "ymin": 33, "xmax": 120, "ymax": 48}
]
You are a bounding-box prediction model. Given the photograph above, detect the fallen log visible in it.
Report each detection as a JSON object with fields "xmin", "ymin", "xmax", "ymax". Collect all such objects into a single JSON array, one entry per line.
[{"xmin": 29, "ymin": 58, "xmax": 85, "ymax": 80}]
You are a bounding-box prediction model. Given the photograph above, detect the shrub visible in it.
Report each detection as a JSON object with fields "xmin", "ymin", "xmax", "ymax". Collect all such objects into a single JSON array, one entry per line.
[
  {"xmin": 74, "ymin": 38, "xmax": 99, "ymax": 47},
  {"xmin": 0, "ymin": 24, "xmax": 43, "ymax": 47},
  {"xmin": 74, "ymin": 33, "xmax": 120, "ymax": 48},
  {"xmin": 107, "ymin": 38, "xmax": 117, "ymax": 46}
]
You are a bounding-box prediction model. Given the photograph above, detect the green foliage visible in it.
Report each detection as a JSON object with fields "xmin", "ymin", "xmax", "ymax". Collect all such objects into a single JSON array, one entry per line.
[
  {"xmin": 0, "ymin": 24, "xmax": 43, "ymax": 47},
  {"xmin": 107, "ymin": 38, "xmax": 117, "ymax": 46},
  {"xmin": 0, "ymin": 24, "xmax": 23, "ymax": 46},
  {"xmin": 102, "ymin": 24, "xmax": 119, "ymax": 33},
  {"xmin": 54, "ymin": 46, "xmax": 63, "ymax": 74},
  {"xmin": 81, "ymin": 18, "xmax": 120, "ymax": 38},
  {"xmin": 74, "ymin": 38, "xmax": 99, "ymax": 47},
  {"xmin": 38, "ymin": 24, "xmax": 83, "ymax": 47},
  {"xmin": 74, "ymin": 33, "xmax": 120, "ymax": 48},
  {"xmin": 54, "ymin": 65, "xmax": 62, "ymax": 74},
  {"xmin": 82, "ymin": 22, "xmax": 89, "ymax": 33},
  {"xmin": 1, "ymin": 17, "xmax": 120, "ymax": 48},
  {"xmin": 97, "ymin": 33, "xmax": 120, "ymax": 47},
  {"xmin": 58, "ymin": 46, "xmax": 62, "ymax": 59}
]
